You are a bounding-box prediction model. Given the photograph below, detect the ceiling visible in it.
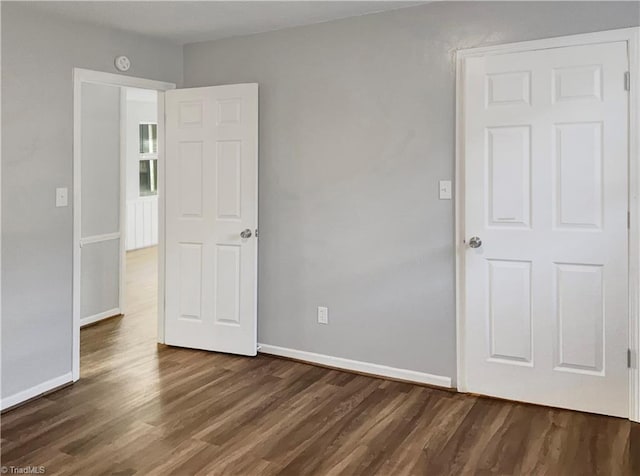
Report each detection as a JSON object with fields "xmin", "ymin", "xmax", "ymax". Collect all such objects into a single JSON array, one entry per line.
[{"xmin": 25, "ymin": 1, "xmax": 426, "ymax": 45}]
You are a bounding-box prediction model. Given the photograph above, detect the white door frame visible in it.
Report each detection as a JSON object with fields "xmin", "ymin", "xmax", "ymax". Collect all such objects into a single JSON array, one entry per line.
[
  {"xmin": 455, "ymin": 27, "xmax": 640, "ymax": 422},
  {"xmin": 72, "ymin": 68, "xmax": 176, "ymax": 381}
]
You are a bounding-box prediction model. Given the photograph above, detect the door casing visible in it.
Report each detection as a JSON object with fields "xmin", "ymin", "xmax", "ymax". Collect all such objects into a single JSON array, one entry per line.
[
  {"xmin": 72, "ymin": 68, "xmax": 176, "ymax": 381},
  {"xmin": 455, "ymin": 27, "xmax": 640, "ymax": 422}
]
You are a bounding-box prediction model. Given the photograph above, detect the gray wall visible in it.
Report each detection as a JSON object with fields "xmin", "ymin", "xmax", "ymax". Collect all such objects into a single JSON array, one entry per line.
[
  {"xmin": 1, "ymin": 2, "xmax": 182, "ymax": 399},
  {"xmin": 2, "ymin": 1, "xmax": 639, "ymax": 400},
  {"xmin": 183, "ymin": 1, "xmax": 640, "ymax": 381},
  {"xmin": 80, "ymin": 83, "xmax": 121, "ymax": 320},
  {"xmin": 81, "ymin": 83, "xmax": 121, "ymax": 240}
]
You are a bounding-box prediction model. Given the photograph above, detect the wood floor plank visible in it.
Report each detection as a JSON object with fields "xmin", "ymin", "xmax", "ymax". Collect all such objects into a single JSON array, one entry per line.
[{"xmin": 1, "ymin": 246, "xmax": 637, "ymax": 475}]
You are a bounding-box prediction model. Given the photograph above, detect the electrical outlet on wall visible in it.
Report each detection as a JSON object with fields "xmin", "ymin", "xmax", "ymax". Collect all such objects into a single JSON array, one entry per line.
[{"xmin": 317, "ymin": 306, "xmax": 329, "ymax": 325}]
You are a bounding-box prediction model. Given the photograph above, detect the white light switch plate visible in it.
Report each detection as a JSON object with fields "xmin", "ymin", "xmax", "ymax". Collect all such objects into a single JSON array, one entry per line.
[
  {"xmin": 439, "ymin": 180, "xmax": 452, "ymax": 200},
  {"xmin": 56, "ymin": 187, "xmax": 68, "ymax": 207}
]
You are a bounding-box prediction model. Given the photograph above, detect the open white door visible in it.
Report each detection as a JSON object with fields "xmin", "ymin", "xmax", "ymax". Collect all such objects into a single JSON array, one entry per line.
[{"xmin": 164, "ymin": 84, "xmax": 258, "ymax": 356}]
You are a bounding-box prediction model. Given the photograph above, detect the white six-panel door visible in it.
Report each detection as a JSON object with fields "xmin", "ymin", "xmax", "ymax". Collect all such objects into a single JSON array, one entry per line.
[
  {"xmin": 164, "ymin": 84, "xmax": 258, "ymax": 356},
  {"xmin": 463, "ymin": 42, "xmax": 629, "ymax": 416}
]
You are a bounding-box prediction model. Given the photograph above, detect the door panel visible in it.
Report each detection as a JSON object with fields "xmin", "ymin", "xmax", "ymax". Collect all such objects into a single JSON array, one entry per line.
[
  {"xmin": 463, "ymin": 42, "xmax": 628, "ymax": 417},
  {"xmin": 554, "ymin": 122, "xmax": 602, "ymax": 229},
  {"xmin": 178, "ymin": 141, "xmax": 204, "ymax": 217},
  {"xmin": 554, "ymin": 263, "xmax": 604, "ymax": 374},
  {"xmin": 215, "ymin": 244, "xmax": 241, "ymax": 325},
  {"xmin": 487, "ymin": 126, "xmax": 531, "ymax": 227},
  {"xmin": 165, "ymin": 84, "xmax": 258, "ymax": 356},
  {"xmin": 178, "ymin": 243, "xmax": 203, "ymax": 321},
  {"xmin": 488, "ymin": 259, "xmax": 533, "ymax": 365},
  {"xmin": 216, "ymin": 141, "xmax": 242, "ymax": 219},
  {"xmin": 486, "ymin": 71, "xmax": 531, "ymax": 106},
  {"xmin": 552, "ymin": 65, "xmax": 602, "ymax": 102}
]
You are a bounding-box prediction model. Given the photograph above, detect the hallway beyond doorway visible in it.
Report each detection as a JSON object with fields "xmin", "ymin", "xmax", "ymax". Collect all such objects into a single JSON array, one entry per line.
[{"xmin": 81, "ymin": 246, "xmax": 158, "ymax": 378}]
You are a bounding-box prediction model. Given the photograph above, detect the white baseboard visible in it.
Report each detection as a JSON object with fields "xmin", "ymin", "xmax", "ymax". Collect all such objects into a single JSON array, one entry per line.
[
  {"xmin": 258, "ymin": 344, "xmax": 453, "ymax": 388},
  {"xmin": 80, "ymin": 307, "xmax": 121, "ymax": 327},
  {"xmin": 1, "ymin": 372, "xmax": 73, "ymax": 411}
]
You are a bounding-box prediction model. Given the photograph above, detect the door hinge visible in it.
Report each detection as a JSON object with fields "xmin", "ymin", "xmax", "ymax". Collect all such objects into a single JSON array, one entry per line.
[
  {"xmin": 255, "ymin": 228, "xmax": 259, "ymax": 238},
  {"xmin": 628, "ymin": 211, "xmax": 631, "ymax": 229},
  {"xmin": 628, "ymin": 349, "xmax": 634, "ymax": 369},
  {"xmin": 624, "ymin": 71, "xmax": 630, "ymax": 91}
]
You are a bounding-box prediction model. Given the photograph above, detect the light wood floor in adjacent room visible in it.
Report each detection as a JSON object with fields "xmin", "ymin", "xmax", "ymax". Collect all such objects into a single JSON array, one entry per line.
[{"xmin": 1, "ymin": 246, "xmax": 638, "ymax": 475}]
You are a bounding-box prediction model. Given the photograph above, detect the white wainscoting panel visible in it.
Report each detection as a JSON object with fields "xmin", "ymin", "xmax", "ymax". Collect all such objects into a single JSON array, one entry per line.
[{"xmin": 126, "ymin": 197, "xmax": 158, "ymax": 250}]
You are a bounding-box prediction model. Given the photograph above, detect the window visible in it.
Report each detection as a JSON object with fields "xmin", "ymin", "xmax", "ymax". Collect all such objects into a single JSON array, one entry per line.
[
  {"xmin": 139, "ymin": 159, "xmax": 158, "ymax": 196},
  {"xmin": 139, "ymin": 123, "xmax": 158, "ymax": 196},
  {"xmin": 139, "ymin": 123, "xmax": 157, "ymax": 154}
]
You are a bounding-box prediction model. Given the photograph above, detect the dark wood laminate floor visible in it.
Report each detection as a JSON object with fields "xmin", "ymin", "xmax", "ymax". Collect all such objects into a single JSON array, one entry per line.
[{"xmin": 1, "ymin": 246, "xmax": 638, "ymax": 475}]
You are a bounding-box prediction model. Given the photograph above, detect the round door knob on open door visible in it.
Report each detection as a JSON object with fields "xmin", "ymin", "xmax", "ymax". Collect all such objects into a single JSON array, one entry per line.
[
  {"xmin": 468, "ymin": 236, "xmax": 482, "ymax": 249},
  {"xmin": 240, "ymin": 229, "xmax": 253, "ymax": 239}
]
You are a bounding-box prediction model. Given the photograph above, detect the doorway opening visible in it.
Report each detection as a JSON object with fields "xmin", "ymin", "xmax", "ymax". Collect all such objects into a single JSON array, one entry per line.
[
  {"xmin": 79, "ymin": 86, "xmax": 159, "ymax": 374},
  {"xmin": 73, "ymin": 71, "xmax": 260, "ymax": 382},
  {"xmin": 72, "ymin": 69, "xmax": 176, "ymax": 382}
]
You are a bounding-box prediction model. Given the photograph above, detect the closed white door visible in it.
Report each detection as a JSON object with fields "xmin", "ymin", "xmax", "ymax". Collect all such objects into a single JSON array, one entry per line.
[
  {"xmin": 164, "ymin": 84, "xmax": 258, "ymax": 356},
  {"xmin": 462, "ymin": 42, "xmax": 629, "ymax": 416}
]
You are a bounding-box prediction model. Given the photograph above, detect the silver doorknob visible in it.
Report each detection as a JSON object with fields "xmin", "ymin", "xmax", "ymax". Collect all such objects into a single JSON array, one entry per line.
[
  {"xmin": 240, "ymin": 229, "xmax": 252, "ymax": 239},
  {"xmin": 468, "ymin": 236, "xmax": 482, "ymax": 249}
]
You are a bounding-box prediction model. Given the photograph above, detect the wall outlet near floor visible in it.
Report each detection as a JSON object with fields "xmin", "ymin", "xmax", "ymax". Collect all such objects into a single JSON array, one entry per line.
[{"xmin": 317, "ymin": 306, "xmax": 329, "ymax": 325}]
